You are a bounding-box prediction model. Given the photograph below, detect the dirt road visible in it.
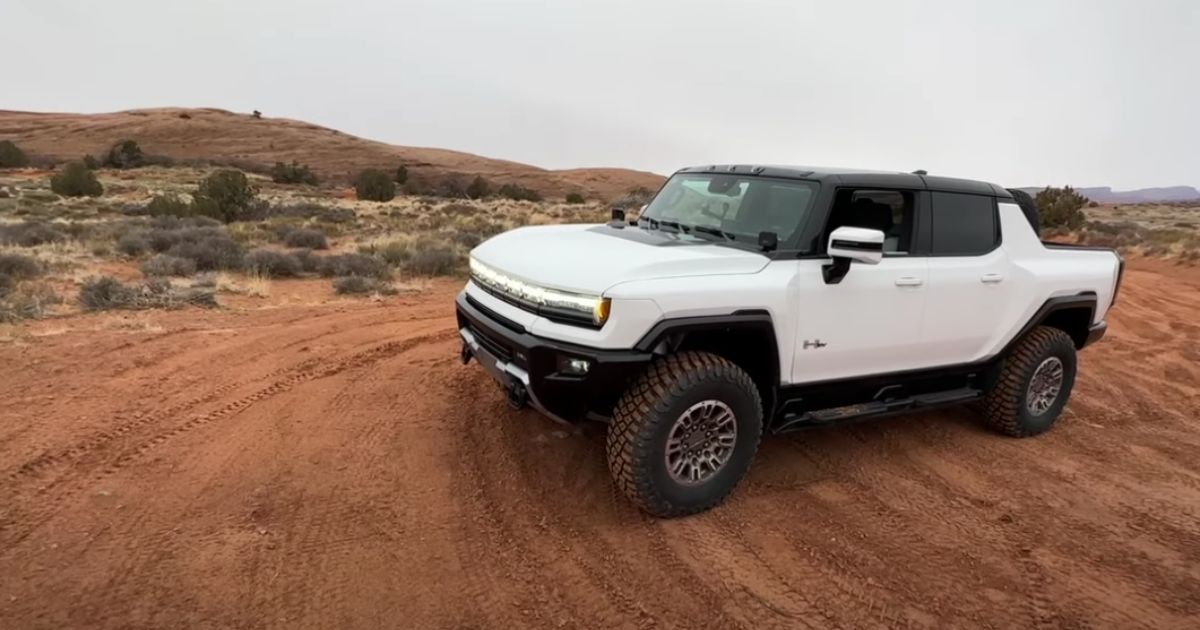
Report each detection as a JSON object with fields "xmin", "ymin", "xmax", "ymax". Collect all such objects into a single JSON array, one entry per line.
[{"xmin": 2, "ymin": 263, "xmax": 1198, "ymax": 629}]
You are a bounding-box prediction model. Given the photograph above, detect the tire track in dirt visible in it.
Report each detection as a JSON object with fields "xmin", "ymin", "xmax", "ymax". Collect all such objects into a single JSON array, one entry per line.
[
  {"xmin": 786, "ymin": 437, "xmax": 1029, "ymax": 627},
  {"xmin": 447, "ymin": 388, "xmax": 592, "ymax": 628},
  {"xmin": 0, "ymin": 329, "xmax": 455, "ymax": 550}
]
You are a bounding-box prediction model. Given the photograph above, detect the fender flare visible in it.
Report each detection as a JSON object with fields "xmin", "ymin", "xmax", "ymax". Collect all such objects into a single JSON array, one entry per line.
[
  {"xmin": 998, "ymin": 293, "xmax": 1097, "ymax": 356},
  {"xmin": 634, "ymin": 310, "xmax": 782, "ymax": 412}
]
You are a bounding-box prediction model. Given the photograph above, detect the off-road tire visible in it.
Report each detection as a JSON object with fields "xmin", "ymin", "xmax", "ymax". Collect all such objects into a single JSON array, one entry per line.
[
  {"xmin": 606, "ymin": 351, "xmax": 762, "ymax": 518},
  {"xmin": 983, "ymin": 326, "xmax": 1077, "ymax": 437}
]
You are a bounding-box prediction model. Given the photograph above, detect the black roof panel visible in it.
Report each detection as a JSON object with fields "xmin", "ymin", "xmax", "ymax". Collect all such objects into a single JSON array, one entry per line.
[{"xmin": 676, "ymin": 164, "xmax": 1012, "ymax": 198}]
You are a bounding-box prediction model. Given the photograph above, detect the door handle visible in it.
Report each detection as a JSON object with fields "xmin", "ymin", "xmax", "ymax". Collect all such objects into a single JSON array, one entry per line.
[
  {"xmin": 895, "ymin": 276, "xmax": 924, "ymax": 287},
  {"xmin": 980, "ymin": 273, "xmax": 1004, "ymax": 284}
]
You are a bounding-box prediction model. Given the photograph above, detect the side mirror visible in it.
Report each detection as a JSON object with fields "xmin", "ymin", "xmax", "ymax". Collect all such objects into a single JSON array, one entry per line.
[
  {"xmin": 609, "ymin": 207, "xmax": 627, "ymax": 228},
  {"xmin": 823, "ymin": 226, "xmax": 884, "ymax": 284},
  {"xmin": 828, "ymin": 226, "xmax": 884, "ymax": 265}
]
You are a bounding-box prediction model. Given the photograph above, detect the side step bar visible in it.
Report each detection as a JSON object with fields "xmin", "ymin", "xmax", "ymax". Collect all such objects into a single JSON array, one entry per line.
[{"xmin": 772, "ymin": 387, "xmax": 982, "ymax": 434}]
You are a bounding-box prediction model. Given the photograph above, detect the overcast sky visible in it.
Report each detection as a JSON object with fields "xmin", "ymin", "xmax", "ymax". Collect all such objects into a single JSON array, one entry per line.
[{"xmin": 3, "ymin": 0, "xmax": 1197, "ymax": 189}]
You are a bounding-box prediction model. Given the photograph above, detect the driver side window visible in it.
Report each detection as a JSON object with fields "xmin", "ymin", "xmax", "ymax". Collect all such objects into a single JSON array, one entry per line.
[{"xmin": 823, "ymin": 189, "xmax": 916, "ymax": 255}]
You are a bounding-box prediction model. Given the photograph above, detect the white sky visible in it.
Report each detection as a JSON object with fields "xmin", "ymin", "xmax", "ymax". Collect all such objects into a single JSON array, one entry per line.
[{"xmin": 3, "ymin": 0, "xmax": 1197, "ymax": 189}]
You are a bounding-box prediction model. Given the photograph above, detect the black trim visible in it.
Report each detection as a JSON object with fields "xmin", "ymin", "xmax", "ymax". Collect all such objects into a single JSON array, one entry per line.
[
  {"xmin": 465, "ymin": 294, "xmax": 524, "ymax": 335},
  {"xmin": 457, "ymin": 293, "xmax": 651, "ymax": 422},
  {"xmin": 774, "ymin": 361, "xmax": 992, "ymax": 432},
  {"xmin": 635, "ymin": 313, "xmax": 777, "ymax": 356},
  {"xmin": 585, "ymin": 224, "xmax": 699, "ymax": 247},
  {"xmin": 830, "ymin": 239, "xmax": 883, "ymax": 252},
  {"xmin": 774, "ymin": 387, "xmax": 984, "ymax": 434},
  {"xmin": 634, "ymin": 313, "xmax": 781, "ymax": 417},
  {"xmin": 923, "ymin": 192, "xmax": 1003, "ymax": 257},
  {"xmin": 1084, "ymin": 322, "xmax": 1107, "ymax": 347},
  {"xmin": 999, "ymin": 293, "xmax": 1096, "ymax": 354}
]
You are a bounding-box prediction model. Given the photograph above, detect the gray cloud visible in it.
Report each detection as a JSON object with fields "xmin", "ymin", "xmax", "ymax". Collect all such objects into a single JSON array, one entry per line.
[{"xmin": 3, "ymin": 0, "xmax": 1197, "ymax": 189}]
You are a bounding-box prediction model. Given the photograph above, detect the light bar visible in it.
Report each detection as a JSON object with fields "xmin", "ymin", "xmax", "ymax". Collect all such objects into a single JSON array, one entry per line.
[{"xmin": 470, "ymin": 257, "xmax": 611, "ymax": 327}]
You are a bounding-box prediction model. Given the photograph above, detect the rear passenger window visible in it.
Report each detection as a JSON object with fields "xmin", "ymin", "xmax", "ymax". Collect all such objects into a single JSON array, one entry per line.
[{"xmin": 930, "ymin": 192, "xmax": 998, "ymax": 255}]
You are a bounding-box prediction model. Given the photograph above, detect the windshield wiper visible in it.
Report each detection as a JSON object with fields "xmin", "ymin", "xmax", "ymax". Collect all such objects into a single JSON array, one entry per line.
[
  {"xmin": 690, "ymin": 225, "xmax": 737, "ymax": 241},
  {"xmin": 657, "ymin": 220, "xmax": 689, "ymax": 234}
]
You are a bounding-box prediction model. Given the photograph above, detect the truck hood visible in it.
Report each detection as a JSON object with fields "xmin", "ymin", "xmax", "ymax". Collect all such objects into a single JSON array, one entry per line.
[{"xmin": 470, "ymin": 224, "xmax": 770, "ymax": 294}]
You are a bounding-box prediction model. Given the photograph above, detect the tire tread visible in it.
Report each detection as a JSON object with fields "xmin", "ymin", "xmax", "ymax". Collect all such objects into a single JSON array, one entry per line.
[{"xmin": 606, "ymin": 351, "xmax": 762, "ymax": 518}]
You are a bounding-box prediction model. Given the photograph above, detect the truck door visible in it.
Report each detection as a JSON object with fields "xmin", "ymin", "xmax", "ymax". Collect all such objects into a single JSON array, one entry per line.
[
  {"xmin": 791, "ymin": 188, "xmax": 929, "ymax": 383},
  {"xmin": 919, "ymin": 192, "xmax": 1015, "ymax": 365}
]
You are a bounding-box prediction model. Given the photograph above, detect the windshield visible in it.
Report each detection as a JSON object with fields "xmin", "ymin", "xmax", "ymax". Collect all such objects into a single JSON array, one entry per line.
[{"xmin": 639, "ymin": 173, "xmax": 818, "ymax": 246}]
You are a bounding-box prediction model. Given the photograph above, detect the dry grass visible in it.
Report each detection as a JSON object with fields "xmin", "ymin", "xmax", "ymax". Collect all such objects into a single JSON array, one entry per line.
[
  {"xmin": 215, "ymin": 271, "xmax": 271, "ymax": 297},
  {"xmin": 1065, "ymin": 202, "xmax": 1200, "ymax": 260}
]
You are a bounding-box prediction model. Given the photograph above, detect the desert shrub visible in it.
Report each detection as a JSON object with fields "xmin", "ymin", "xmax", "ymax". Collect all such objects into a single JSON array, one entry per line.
[
  {"xmin": 355, "ymin": 169, "xmax": 396, "ymax": 202},
  {"xmin": 0, "ymin": 280, "xmax": 59, "ymax": 322},
  {"xmin": 116, "ymin": 232, "xmax": 150, "ymax": 256},
  {"xmin": 194, "ymin": 173, "xmax": 253, "ymax": 219},
  {"xmin": 0, "ymin": 221, "xmax": 67, "ymax": 247},
  {"xmin": 79, "ymin": 276, "xmax": 216, "ymax": 311},
  {"xmin": 565, "ymin": 192, "xmax": 586, "ymax": 204},
  {"xmin": 149, "ymin": 214, "xmax": 222, "ymax": 230},
  {"xmin": 268, "ymin": 203, "xmax": 356, "ymax": 223},
  {"xmin": 1036, "ymin": 186, "xmax": 1088, "ymax": 230},
  {"xmin": 193, "ymin": 169, "xmax": 264, "ymax": 222},
  {"xmin": 81, "ymin": 155, "xmax": 99, "ymax": 170},
  {"xmin": 404, "ymin": 239, "xmax": 462, "ymax": 276},
  {"xmin": 78, "ymin": 276, "xmax": 137, "ymax": 310},
  {"xmin": 282, "ymin": 227, "xmax": 328, "ymax": 249},
  {"xmin": 498, "ymin": 183, "xmax": 542, "ymax": 202},
  {"xmin": 619, "ymin": 186, "xmax": 656, "ymax": 207},
  {"xmin": 291, "ymin": 248, "xmax": 322, "ymax": 273},
  {"xmin": 450, "ymin": 231, "xmax": 485, "ymax": 248},
  {"xmin": 368, "ymin": 240, "xmax": 412, "ymax": 266},
  {"xmin": 166, "ymin": 233, "xmax": 244, "ymax": 270},
  {"xmin": 140, "ymin": 254, "xmax": 197, "ymax": 277},
  {"xmin": 105, "ymin": 140, "xmax": 145, "ymax": 169},
  {"xmin": 243, "ymin": 248, "xmax": 302, "ymax": 278},
  {"xmin": 144, "ymin": 194, "xmax": 193, "ymax": 218},
  {"xmin": 50, "ymin": 161, "xmax": 104, "ymax": 197},
  {"xmin": 0, "ymin": 140, "xmax": 29, "ymax": 168},
  {"xmin": 318, "ymin": 253, "xmax": 391, "ymax": 279},
  {"xmin": 271, "ymin": 161, "xmax": 319, "ymax": 185},
  {"xmin": 0, "ymin": 253, "xmax": 42, "ymax": 279},
  {"xmin": 333, "ymin": 276, "xmax": 398, "ymax": 296},
  {"xmin": 145, "ymin": 228, "xmax": 184, "ymax": 253},
  {"xmin": 466, "ymin": 176, "xmax": 492, "ymax": 200},
  {"xmin": 394, "ymin": 165, "xmax": 409, "ymax": 184}
]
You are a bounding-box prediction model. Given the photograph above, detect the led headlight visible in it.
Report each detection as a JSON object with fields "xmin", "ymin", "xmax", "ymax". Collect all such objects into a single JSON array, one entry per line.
[{"xmin": 470, "ymin": 257, "xmax": 611, "ymax": 326}]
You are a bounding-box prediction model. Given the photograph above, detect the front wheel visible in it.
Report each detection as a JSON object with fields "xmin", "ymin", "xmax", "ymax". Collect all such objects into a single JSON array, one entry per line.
[
  {"xmin": 606, "ymin": 351, "xmax": 762, "ymax": 518},
  {"xmin": 982, "ymin": 326, "xmax": 1078, "ymax": 437}
]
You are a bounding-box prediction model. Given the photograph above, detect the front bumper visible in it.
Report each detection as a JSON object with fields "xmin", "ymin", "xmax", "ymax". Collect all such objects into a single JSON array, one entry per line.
[
  {"xmin": 1083, "ymin": 321, "xmax": 1107, "ymax": 347},
  {"xmin": 455, "ymin": 292, "xmax": 652, "ymax": 423}
]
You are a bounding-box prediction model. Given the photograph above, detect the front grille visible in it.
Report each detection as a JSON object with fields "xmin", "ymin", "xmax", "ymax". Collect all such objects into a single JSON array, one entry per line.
[{"xmin": 467, "ymin": 322, "xmax": 513, "ymax": 364}]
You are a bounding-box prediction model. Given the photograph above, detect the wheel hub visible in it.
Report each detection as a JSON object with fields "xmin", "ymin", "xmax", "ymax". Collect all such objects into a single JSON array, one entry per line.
[
  {"xmin": 1026, "ymin": 356, "xmax": 1064, "ymax": 416},
  {"xmin": 665, "ymin": 400, "xmax": 737, "ymax": 486}
]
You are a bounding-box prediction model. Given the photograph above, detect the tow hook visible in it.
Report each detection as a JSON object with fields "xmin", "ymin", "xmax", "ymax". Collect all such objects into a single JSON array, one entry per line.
[
  {"xmin": 507, "ymin": 381, "xmax": 528, "ymax": 410},
  {"xmin": 460, "ymin": 343, "xmax": 473, "ymax": 365}
]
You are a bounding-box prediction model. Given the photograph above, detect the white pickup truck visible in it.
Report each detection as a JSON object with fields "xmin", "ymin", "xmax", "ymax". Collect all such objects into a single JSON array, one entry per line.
[{"xmin": 457, "ymin": 165, "xmax": 1124, "ymax": 517}]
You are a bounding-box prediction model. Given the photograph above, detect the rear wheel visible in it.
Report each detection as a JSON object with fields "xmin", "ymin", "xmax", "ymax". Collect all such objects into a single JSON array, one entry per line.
[
  {"xmin": 983, "ymin": 326, "xmax": 1077, "ymax": 437},
  {"xmin": 606, "ymin": 351, "xmax": 762, "ymax": 518}
]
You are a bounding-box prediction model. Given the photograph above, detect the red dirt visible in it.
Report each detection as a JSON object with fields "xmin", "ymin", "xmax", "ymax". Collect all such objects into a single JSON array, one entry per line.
[{"xmin": 2, "ymin": 265, "xmax": 1199, "ymax": 629}]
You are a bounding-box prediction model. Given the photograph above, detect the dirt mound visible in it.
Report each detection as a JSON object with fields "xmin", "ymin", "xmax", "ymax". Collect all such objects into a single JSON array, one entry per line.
[
  {"xmin": 2, "ymin": 264, "xmax": 1199, "ymax": 629},
  {"xmin": 0, "ymin": 107, "xmax": 665, "ymax": 200}
]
